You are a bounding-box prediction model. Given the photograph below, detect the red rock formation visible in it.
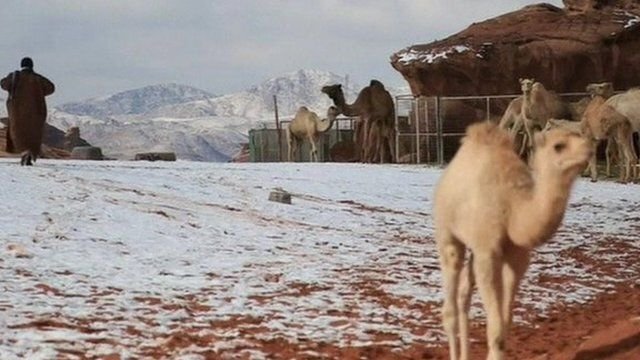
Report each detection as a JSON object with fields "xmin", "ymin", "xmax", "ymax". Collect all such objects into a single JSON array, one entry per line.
[{"xmin": 390, "ymin": 1, "xmax": 640, "ymax": 97}]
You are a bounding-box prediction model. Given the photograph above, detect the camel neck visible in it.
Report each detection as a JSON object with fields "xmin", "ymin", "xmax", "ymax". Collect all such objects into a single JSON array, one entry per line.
[
  {"xmin": 509, "ymin": 170, "xmax": 572, "ymax": 248},
  {"xmin": 332, "ymin": 92, "xmax": 360, "ymax": 117}
]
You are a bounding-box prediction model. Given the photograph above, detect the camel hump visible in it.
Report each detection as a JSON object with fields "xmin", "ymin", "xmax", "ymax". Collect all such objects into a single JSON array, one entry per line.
[
  {"xmin": 463, "ymin": 121, "xmax": 512, "ymax": 148},
  {"xmin": 369, "ymin": 79, "xmax": 385, "ymax": 89}
]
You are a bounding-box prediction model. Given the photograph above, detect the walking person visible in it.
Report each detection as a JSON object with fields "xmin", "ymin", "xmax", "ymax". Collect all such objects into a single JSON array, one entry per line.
[{"xmin": 1, "ymin": 57, "xmax": 55, "ymax": 165}]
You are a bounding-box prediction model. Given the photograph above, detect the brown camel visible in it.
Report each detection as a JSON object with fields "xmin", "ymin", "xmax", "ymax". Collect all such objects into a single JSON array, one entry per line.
[
  {"xmin": 321, "ymin": 80, "xmax": 395, "ymax": 163},
  {"xmin": 434, "ymin": 122, "xmax": 591, "ymax": 360},
  {"xmin": 581, "ymin": 83, "xmax": 637, "ymax": 183},
  {"xmin": 287, "ymin": 106, "xmax": 338, "ymax": 162},
  {"xmin": 1, "ymin": 57, "xmax": 55, "ymax": 165}
]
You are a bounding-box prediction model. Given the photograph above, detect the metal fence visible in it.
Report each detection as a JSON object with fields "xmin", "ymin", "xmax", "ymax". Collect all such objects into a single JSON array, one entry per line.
[
  {"xmin": 395, "ymin": 92, "xmax": 592, "ymax": 165},
  {"xmin": 248, "ymin": 91, "xmax": 599, "ymax": 164},
  {"xmin": 249, "ymin": 118, "xmax": 356, "ymax": 162}
]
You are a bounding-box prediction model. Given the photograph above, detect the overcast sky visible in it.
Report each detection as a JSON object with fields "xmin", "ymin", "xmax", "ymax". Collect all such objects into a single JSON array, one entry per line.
[{"xmin": 0, "ymin": 0, "xmax": 563, "ymax": 104}]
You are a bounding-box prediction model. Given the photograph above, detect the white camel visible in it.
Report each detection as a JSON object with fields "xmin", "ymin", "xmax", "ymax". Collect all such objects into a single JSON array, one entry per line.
[
  {"xmin": 520, "ymin": 78, "xmax": 573, "ymax": 154},
  {"xmin": 287, "ymin": 106, "xmax": 338, "ymax": 162},
  {"xmin": 434, "ymin": 122, "xmax": 591, "ymax": 360}
]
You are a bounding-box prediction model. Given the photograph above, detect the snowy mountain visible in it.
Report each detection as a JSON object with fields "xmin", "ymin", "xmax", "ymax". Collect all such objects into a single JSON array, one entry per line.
[
  {"xmin": 48, "ymin": 70, "xmax": 409, "ymax": 162},
  {"xmin": 57, "ymin": 83, "xmax": 214, "ymax": 118}
]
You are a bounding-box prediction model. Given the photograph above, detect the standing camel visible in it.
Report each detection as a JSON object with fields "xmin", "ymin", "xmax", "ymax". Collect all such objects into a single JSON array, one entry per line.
[
  {"xmin": 519, "ymin": 78, "xmax": 573, "ymax": 156},
  {"xmin": 581, "ymin": 83, "xmax": 638, "ymax": 182},
  {"xmin": 321, "ymin": 80, "xmax": 396, "ymax": 163},
  {"xmin": 287, "ymin": 106, "xmax": 338, "ymax": 162},
  {"xmin": 434, "ymin": 122, "xmax": 591, "ymax": 360}
]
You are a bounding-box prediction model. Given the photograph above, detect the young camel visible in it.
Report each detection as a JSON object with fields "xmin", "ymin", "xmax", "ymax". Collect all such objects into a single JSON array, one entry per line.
[
  {"xmin": 580, "ymin": 83, "xmax": 638, "ymax": 182},
  {"xmin": 434, "ymin": 122, "xmax": 591, "ymax": 360},
  {"xmin": 287, "ymin": 106, "xmax": 338, "ymax": 162}
]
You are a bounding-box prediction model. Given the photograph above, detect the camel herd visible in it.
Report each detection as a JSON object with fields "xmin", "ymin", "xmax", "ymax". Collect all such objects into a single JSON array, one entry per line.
[
  {"xmin": 499, "ymin": 79, "xmax": 640, "ymax": 183},
  {"xmin": 286, "ymin": 79, "xmax": 637, "ymax": 358},
  {"xmin": 287, "ymin": 80, "xmax": 397, "ymax": 163}
]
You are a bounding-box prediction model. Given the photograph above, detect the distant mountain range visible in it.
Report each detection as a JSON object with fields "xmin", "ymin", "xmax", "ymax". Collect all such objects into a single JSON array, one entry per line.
[{"xmin": 9, "ymin": 70, "xmax": 409, "ymax": 161}]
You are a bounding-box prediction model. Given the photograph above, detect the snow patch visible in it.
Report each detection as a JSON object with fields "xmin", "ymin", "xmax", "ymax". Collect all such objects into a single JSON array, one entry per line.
[{"xmin": 396, "ymin": 45, "xmax": 472, "ymax": 65}]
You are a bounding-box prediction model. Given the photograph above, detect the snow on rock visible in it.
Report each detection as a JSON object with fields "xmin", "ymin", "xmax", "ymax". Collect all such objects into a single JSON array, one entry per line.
[
  {"xmin": 0, "ymin": 160, "xmax": 638, "ymax": 358},
  {"xmin": 396, "ymin": 45, "xmax": 473, "ymax": 65},
  {"xmin": 613, "ymin": 9, "xmax": 640, "ymax": 29}
]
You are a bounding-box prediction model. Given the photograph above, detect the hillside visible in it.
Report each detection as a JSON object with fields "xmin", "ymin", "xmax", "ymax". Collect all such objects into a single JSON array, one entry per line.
[{"xmin": 57, "ymin": 83, "xmax": 215, "ymax": 118}]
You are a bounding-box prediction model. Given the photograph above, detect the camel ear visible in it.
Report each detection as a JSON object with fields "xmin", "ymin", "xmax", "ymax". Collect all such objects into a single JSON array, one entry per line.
[
  {"xmin": 519, "ymin": 78, "xmax": 523, "ymax": 84},
  {"xmin": 533, "ymin": 131, "xmax": 546, "ymax": 148}
]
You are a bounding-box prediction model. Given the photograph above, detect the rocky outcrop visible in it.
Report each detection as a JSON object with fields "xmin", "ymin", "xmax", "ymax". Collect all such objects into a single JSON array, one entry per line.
[
  {"xmin": 63, "ymin": 126, "xmax": 90, "ymax": 151},
  {"xmin": 390, "ymin": 1, "xmax": 640, "ymax": 97},
  {"xmin": 134, "ymin": 152, "xmax": 177, "ymax": 161},
  {"xmin": 0, "ymin": 118, "xmax": 91, "ymax": 159},
  {"xmin": 70, "ymin": 146, "xmax": 104, "ymax": 160}
]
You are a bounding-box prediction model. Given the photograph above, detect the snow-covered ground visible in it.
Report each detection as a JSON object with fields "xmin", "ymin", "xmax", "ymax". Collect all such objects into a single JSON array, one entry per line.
[{"xmin": 0, "ymin": 160, "xmax": 638, "ymax": 359}]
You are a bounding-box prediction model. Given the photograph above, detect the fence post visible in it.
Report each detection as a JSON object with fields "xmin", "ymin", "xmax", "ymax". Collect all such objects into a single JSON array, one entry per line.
[
  {"xmin": 415, "ymin": 98, "xmax": 421, "ymax": 164},
  {"xmin": 395, "ymin": 96, "xmax": 400, "ymax": 164},
  {"xmin": 436, "ymin": 96, "xmax": 444, "ymax": 166},
  {"xmin": 274, "ymin": 95, "xmax": 282, "ymax": 162},
  {"xmin": 486, "ymin": 96, "xmax": 491, "ymax": 121},
  {"xmin": 424, "ymin": 97, "xmax": 430, "ymax": 163}
]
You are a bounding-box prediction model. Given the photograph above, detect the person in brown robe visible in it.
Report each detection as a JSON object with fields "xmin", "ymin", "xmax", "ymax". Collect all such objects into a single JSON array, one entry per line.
[{"xmin": 1, "ymin": 57, "xmax": 55, "ymax": 165}]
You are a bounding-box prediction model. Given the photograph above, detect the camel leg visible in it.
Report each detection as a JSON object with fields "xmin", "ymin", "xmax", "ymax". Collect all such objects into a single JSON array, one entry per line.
[
  {"xmin": 523, "ymin": 117, "xmax": 535, "ymax": 156},
  {"xmin": 501, "ymin": 245, "xmax": 530, "ymax": 335},
  {"xmin": 387, "ymin": 124, "xmax": 396, "ymax": 163},
  {"xmin": 473, "ymin": 250, "xmax": 505, "ymax": 360},
  {"xmin": 588, "ymin": 140, "xmax": 599, "ymax": 182},
  {"xmin": 287, "ymin": 136, "xmax": 294, "ymax": 162},
  {"xmin": 361, "ymin": 118, "xmax": 372, "ymax": 163},
  {"xmin": 364, "ymin": 121, "xmax": 376, "ymax": 163},
  {"xmin": 353, "ymin": 119, "xmax": 365, "ymax": 162},
  {"xmin": 615, "ymin": 124, "xmax": 637, "ymax": 183},
  {"xmin": 437, "ymin": 232, "xmax": 465, "ymax": 360},
  {"xmin": 365, "ymin": 122, "xmax": 375, "ymax": 163},
  {"xmin": 457, "ymin": 253, "xmax": 474, "ymax": 360},
  {"xmin": 605, "ymin": 139, "xmax": 616, "ymax": 178},
  {"xmin": 310, "ymin": 136, "xmax": 319, "ymax": 162}
]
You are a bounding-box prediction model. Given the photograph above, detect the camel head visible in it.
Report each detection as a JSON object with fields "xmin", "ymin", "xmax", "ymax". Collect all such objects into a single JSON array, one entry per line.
[
  {"xmin": 532, "ymin": 128, "xmax": 591, "ymax": 178},
  {"xmin": 316, "ymin": 105, "xmax": 339, "ymax": 133},
  {"xmin": 321, "ymin": 84, "xmax": 342, "ymax": 100},
  {"xmin": 320, "ymin": 84, "xmax": 342, "ymax": 99},
  {"xmin": 326, "ymin": 105, "xmax": 339, "ymax": 120},
  {"xmin": 585, "ymin": 82, "xmax": 614, "ymax": 99},
  {"xmin": 519, "ymin": 78, "xmax": 535, "ymax": 95}
]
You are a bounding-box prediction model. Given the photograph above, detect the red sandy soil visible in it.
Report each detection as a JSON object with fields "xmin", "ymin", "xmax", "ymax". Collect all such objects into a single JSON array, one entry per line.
[
  {"xmin": 140, "ymin": 283, "xmax": 639, "ymax": 360},
  {"xmin": 49, "ymin": 275, "xmax": 633, "ymax": 360},
  {"xmin": 7, "ymin": 236, "xmax": 639, "ymax": 360}
]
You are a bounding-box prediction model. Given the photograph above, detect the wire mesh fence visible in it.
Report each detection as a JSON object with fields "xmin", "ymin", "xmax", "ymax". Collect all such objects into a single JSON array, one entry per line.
[
  {"xmin": 249, "ymin": 91, "xmax": 606, "ymax": 164},
  {"xmin": 395, "ymin": 92, "xmax": 595, "ymax": 165}
]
